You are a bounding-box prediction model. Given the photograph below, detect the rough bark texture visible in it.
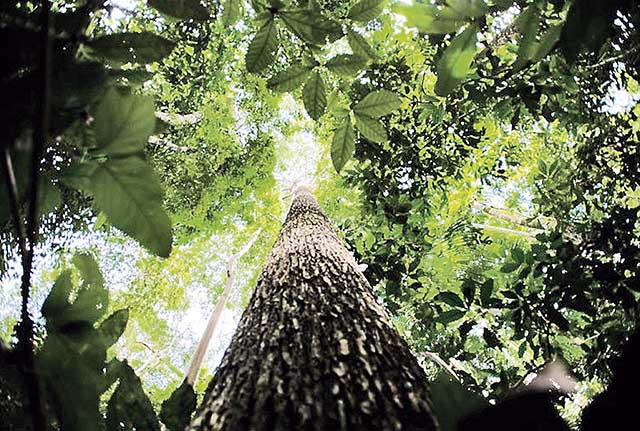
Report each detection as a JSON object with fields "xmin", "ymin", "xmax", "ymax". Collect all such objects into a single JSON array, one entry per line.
[{"xmin": 188, "ymin": 191, "xmax": 438, "ymax": 431}]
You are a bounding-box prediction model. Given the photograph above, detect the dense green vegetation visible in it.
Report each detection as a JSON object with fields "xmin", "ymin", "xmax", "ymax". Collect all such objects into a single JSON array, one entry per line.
[{"xmin": 1, "ymin": 0, "xmax": 639, "ymax": 429}]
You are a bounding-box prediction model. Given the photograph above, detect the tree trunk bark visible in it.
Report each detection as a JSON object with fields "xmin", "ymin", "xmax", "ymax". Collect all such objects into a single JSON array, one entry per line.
[{"xmin": 188, "ymin": 190, "xmax": 438, "ymax": 431}]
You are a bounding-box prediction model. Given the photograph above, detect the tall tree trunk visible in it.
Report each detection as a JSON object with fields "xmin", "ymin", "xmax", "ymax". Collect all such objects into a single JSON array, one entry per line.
[{"xmin": 188, "ymin": 189, "xmax": 438, "ymax": 431}]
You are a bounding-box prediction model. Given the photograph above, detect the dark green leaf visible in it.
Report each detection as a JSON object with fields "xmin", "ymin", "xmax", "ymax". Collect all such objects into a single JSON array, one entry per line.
[
  {"xmin": 331, "ymin": 116, "xmax": 355, "ymax": 172},
  {"xmin": 87, "ymin": 32, "xmax": 176, "ymax": 64},
  {"xmin": 500, "ymin": 262, "xmax": 520, "ymax": 273},
  {"xmin": 223, "ymin": 0, "xmax": 242, "ymax": 26},
  {"xmin": 64, "ymin": 253, "xmax": 108, "ymax": 324},
  {"xmin": 480, "ymin": 279, "xmax": 494, "ymax": 305},
  {"xmin": 302, "ymin": 71, "xmax": 327, "ymax": 120},
  {"xmin": 267, "ymin": 64, "xmax": 312, "ymax": 92},
  {"xmin": 531, "ymin": 23, "xmax": 562, "ymax": 63},
  {"xmin": 513, "ymin": 4, "xmax": 540, "ymax": 70},
  {"xmin": 435, "ymin": 291, "xmax": 466, "ymax": 309},
  {"xmin": 41, "ymin": 270, "xmax": 73, "ymax": 322},
  {"xmin": 90, "ymin": 156, "xmax": 173, "ymax": 257},
  {"xmin": 354, "ymin": 113, "xmax": 387, "ymax": 143},
  {"xmin": 99, "ymin": 309, "xmax": 129, "ymax": 348},
  {"xmin": 347, "ymin": 28, "xmax": 377, "ymax": 60},
  {"xmin": 430, "ymin": 372, "xmax": 487, "ymax": 431},
  {"xmin": 148, "ymin": 0, "xmax": 210, "ymax": 20},
  {"xmin": 348, "ymin": 0, "xmax": 385, "ymax": 23},
  {"xmin": 353, "ymin": 90, "xmax": 402, "ymax": 118},
  {"xmin": 435, "ymin": 309, "xmax": 466, "ymax": 324},
  {"xmin": 160, "ymin": 381, "xmax": 197, "ymax": 431},
  {"xmin": 446, "ymin": 0, "xmax": 487, "ymax": 19},
  {"xmin": 460, "ymin": 279, "xmax": 476, "ymax": 305},
  {"xmin": 325, "ymin": 54, "xmax": 368, "ymax": 76},
  {"xmin": 246, "ymin": 18, "xmax": 278, "ymax": 73},
  {"xmin": 512, "ymin": 247, "xmax": 524, "ymax": 264},
  {"xmin": 434, "ymin": 24, "xmax": 478, "ymax": 96},
  {"xmin": 280, "ymin": 9, "xmax": 343, "ymax": 45},
  {"xmin": 93, "ymin": 87, "xmax": 155, "ymax": 157}
]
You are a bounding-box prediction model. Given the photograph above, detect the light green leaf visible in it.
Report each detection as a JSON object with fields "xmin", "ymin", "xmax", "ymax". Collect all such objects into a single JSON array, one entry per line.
[
  {"xmin": 147, "ymin": 0, "xmax": 210, "ymax": 21},
  {"xmin": 446, "ymin": 0, "xmax": 487, "ymax": 19},
  {"xmin": 280, "ymin": 9, "xmax": 343, "ymax": 45},
  {"xmin": 347, "ymin": 28, "xmax": 377, "ymax": 60},
  {"xmin": 108, "ymin": 68, "xmax": 155, "ymax": 85},
  {"xmin": 87, "ymin": 32, "xmax": 176, "ymax": 64},
  {"xmin": 302, "ymin": 71, "xmax": 327, "ymax": 120},
  {"xmin": 348, "ymin": 0, "xmax": 385, "ymax": 23},
  {"xmin": 331, "ymin": 116, "xmax": 355, "ymax": 172},
  {"xmin": 354, "ymin": 90, "xmax": 402, "ymax": 118},
  {"xmin": 93, "ymin": 87, "xmax": 156, "ymax": 158},
  {"xmin": 246, "ymin": 18, "xmax": 279, "ymax": 73},
  {"xmin": 267, "ymin": 64, "xmax": 312, "ymax": 92},
  {"xmin": 223, "ymin": 0, "xmax": 242, "ymax": 26},
  {"xmin": 354, "ymin": 113, "xmax": 387, "ymax": 143},
  {"xmin": 90, "ymin": 156, "xmax": 173, "ymax": 257},
  {"xmin": 434, "ymin": 24, "xmax": 479, "ymax": 96},
  {"xmin": 325, "ymin": 54, "xmax": 368, "ymax": 76},
  {"xmin": 393, "ymin": 3, "xmax": 466, "ymax": 34}
]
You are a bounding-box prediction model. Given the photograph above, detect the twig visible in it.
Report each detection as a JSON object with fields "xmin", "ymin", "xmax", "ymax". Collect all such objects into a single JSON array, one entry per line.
[
  {"xmin": 422, "ymin": 351, "xmax": 462, "ymax": 383},
  {"xmin": 185, "ymin": 227, "xmax": 263, "ymax": 385},
  {"xmin": 584, "ymin": 45, "xmax": 640, "ymax": 70},
  {"xmin": 1, "ymin": 149, "xmax": 28, "ymax": 259}
]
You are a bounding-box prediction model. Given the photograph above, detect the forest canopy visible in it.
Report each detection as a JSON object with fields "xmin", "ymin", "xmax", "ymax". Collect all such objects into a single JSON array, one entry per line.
[{"xmin": 1, "ymin": 0, "xmax": 639, "ymax": 429}]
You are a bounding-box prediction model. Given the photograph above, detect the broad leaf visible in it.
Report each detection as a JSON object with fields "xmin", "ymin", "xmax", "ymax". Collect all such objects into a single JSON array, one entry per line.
[
  {"xmin": 446, "ymin": 0, "xmax": 487, "ymax": 19},
  {"xmin": 325, "ymin": 54, "xmax": 368, "ymax": 76},
  {"xmin": 246, "ymin": 18, "xmax": 278, "ymax": 73},
  {"xmin": 90, "ymin": 156, "xmax": 173, "ymax": 257},
  {"xmin": 354, "ymin": 113, "xmax": 387, "ymax": 143},
  {"xmin": 160, "ymin": 381, "xmax": 197, "ymax": 431},
  {"xmin": 280, "ymin": 9, "xmax": 343, "ymax": 45},
  {"xmin": 93, "ymin": 87, "xmax": 156, "ymax": 158},
  {"xmin": 223, "ymin": 0, "xmax": 242, "ymax": 26},
  {"xmin": 64, "ymin": 253, "xmax": 108, "ymax": 324},
  {"xmin": 348, "ymin": 0, "xmax": 385, "ymax": 23},
  {"xmin": 393, "ymin": 3, "xmax": 466, "ymax": 34},
  {"xmin": 430, "ymin": 372, "xmax": 487, "ymax": 431},
  {"xmin": 87, "ymin": 32, "xmax": 176, "ymax": 64},
  {"xmin": 347, "ymin": 28, "xmax": 377, "ymax": 60},
  {"xmin": 331, "ymin": 116, "xmax": 355, "ymax": 172},
  {"xmin": 148, "ymin": 0, "xmax": 210, "ymax": 21},
  {"xmin": 435, "ymin": 291, "xmax": 466, "ymax": 309},
  {"xmin": 302, "ymin": 71, "xmax": 326, "ymax": 120},
  {"xmin": 434, "ymin": 24, "xmax": 479, "ymax": 96},
  {"xmin": 354, "ymin": 90, "xmax": 402, "ymax": 118},
  {"xmin": 531, "ymin": 23, "xmax": 563, "ymax": 63},
  {"xmin": 435, "ymin": 309, "xmax": 466, "ymax": 324},
  {"xmin": 267, "ymin": 64, "xmax": 312, "ymax": 92},
  {"xmin": 41, "ymin": 270, "xmax": 73, "ymax": 322},
  {"xmin": 99, "ymin": 309, "xmax": 129, "ymax": 349},
  {"xmin": 108, "ymin": 68, "xmax": 155, "ymax": 85},
  {"xmin": 513, "ymin": 4, "xmax": 540, "ymax": 70}
]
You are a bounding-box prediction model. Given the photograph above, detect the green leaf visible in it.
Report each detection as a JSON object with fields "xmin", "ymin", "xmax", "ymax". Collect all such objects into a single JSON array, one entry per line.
[
  {"xmin": 348, "ymin": 0, "xmax": 385, "ymax": 23},
  {"xmin": 148, "ymin": 0, "xmax": 210, "ymax": 21},
  {"xmin": 393, "ymin": 3, "xmax": 466, "ymax": 34},
  {"xmin": 106, "ymin": 360, "xmax": 160, "ymax": 431},
  {"xmin": 446, "ymin": 0, "xmax": 487, "ymax": 19},
  {"xmin": 267, "ymin": 64, "xmax": 312, "ymax": 92},
  {"xmin": 480, "ymin": 279, "xmax": 493, "ymax": 305},
  {"xmin": 302, "ymin": 71, "xmax": 327, "ymax": 120},
  {"xmin": 99, "ymin": 309, "xmax": 129, "ymax": 348},
  {"xmin": 354, "ymin": 90, "xmax": 402, "ymax": 118},
  {"xmin": 108, "ymin": 68, "xmax": 155, "ymax": 85},
  {"xmin": 430, "ymin": 372, "xmax": 487, "ymax": 431},
  {"xmin": 531, "ymin": 23, "xmax": 562, "ymax": 63},
  {"xmin": 512, "ymin": 247, "xmax": 525, "ymax": 264},
  {"xmin": 500, "ymin": 262, "xmax": 520, "ymax": 273},
  {"xmin": 331, "ymin": 116, "xmax": 355, "ymax": 172},
  {"xmin": 347, "ymin": 28, "xmax": 377, "ymax": 60},
  {"xmin": 64, "ymin": 253, "xmax": 108, "ymax": 324},
  {"xmin": 354, "ymin": 113, "xmax": 387, "ymax": 143},
  {"xmin": 223, "ymin": 0, "xmax": 242, "ymax": 26},
  {"xmin": 435, "ymin": 309, "xmax": 466, "ymax": 324},
  {"xmin": 90, "ymin": 156, "xmax": 173, "ymax": 257},
  {"xmin": 246, "ymin": 18, "xmax": 279, "ymax": 73},
  {"xmin": 87, "ymin": 32, "xmax": 176, "ymax": 64},
  {"xmin": 73, "ymin": 252, "xmax": 105, "ymax": 290},
  {"xmin": 434, "ymin": 24, "xmax": 479, "ymax": 96},
  {"xmin": 325, "ymin": 54, "xmax": 368, "ymax": 76},
  {"xmin": 435, "ymin": 291, "xmax": 466, "ymax": 309},
  {"xmin": 280, "ymin": 9, "xmax": 343, "ymax": 45},
  {"xmin": 41, "ymin": 270, "xmax": 73, "ymax": 322},
  {"xmin": 160, "ymin": 381, "xmax": 197, "ymax": 431},
  {"xmin": 513, "ymin": 4, "xmax": 540, "ymax": 70}
]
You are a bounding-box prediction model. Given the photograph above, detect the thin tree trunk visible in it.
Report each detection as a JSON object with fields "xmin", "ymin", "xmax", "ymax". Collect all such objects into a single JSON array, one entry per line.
[
  {"xmin": 185, "ymin": 227, "xmax": 263, "ymax": 385},
  {"xmin": 188, "ymin": 189, "xmax": 438, "ymax": 431}
]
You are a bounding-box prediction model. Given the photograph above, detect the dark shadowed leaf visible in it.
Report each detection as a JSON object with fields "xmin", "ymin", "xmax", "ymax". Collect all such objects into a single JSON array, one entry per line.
[
  {"xmin": 160, "ymin": 380, "xmax": 197, "ymax": 431},
  {"xmin": 267, "ymin": 64, "xmax": 312, "ymax": 92},
  {"xmin": 347, "ymin": 28, "xmax": 377, "ymax": 60},
  {"xmin": 41, "ymin": 270, "xmax": 73, "ymax": 322},
  {"xmin": 87, "ymin": 32, "xmax": 176, "ymax": 64},
  {"xmin": 435, "ymin": 291, "xmax": 466, "ymax": 309},
  {"xmin": 436, "ymin": 309, "xmax": 466, "ymax": 324},
  {"xmin": 331, "ymin": 116, "xmax": 355, "ymax": 172},
  {"xmin": 430, "ymin": 372, "xmax": 487, "ymax": 431},
  {"xmin": 246, "ymin": 18, "xmax": 278, "ymax": 73},
  {"xmin": 325, "ymin": 54, "xmax": 368, "ymax": 76},
  {"xmin": 148, "ymin": 0, "xmax": 210, "ymax": 20},
  {"xmin": 223, "ymin": 0, "xmax": 242, "ymax": 26},
  {"xmin": 99, "ymin": 309, "xmax": 129, "ymax": 348},
  {"xmin": 302, "ymin": 71, "xmax": 327, "ymax": 120},
  {"xmin": 348, "ymin": 0, "xmax": 385, "ymax": 23},
  {"xmin": 280, "ymin": 9, "xmax": 343, "ymax": 45}
]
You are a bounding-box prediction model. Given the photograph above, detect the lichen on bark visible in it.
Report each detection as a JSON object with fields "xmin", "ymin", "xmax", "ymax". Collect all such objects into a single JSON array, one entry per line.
[{"xmin": 188, "ymin": 190, "xmax": 438, "ymax": 431}]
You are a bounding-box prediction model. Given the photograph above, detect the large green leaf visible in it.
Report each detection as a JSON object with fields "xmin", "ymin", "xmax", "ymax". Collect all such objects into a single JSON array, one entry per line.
[
  {"xmin": 348, "ymin": 0, "xmax": 385, "ymax": 23},
  {"xmin": 93, "ymin": 88, "xmax": 156, "ymax": 158},
  {"xmin": 513, "ymin": 4, "xmax": 540, "ymax": 70},
  {"xmin": 446, "ymin": 0, "xmax": 487, "ymax": 19},
  {"xmin": 90, "ymin": 156, "xmax": 173, "ymax": 257},
  {"xmin": 354, "ymin": 113, "xmax": 387, "ymax": 143},
  {"xmin": 280, "ymin": 9, "xmax": 343, "ymax": 45},
  {"xmin": 353, "ymin": 90, "xmax": 402, "ymax": 118},
  {"xmin": 393, "ymin": 3, "xmax": 466, "ymax": 34},
  {"xmin": 325, "ymin": 54, "xmax": 368, "ymax": 76},
  {"xmin": 41, "ymin": 270, "xmax": 73, "ymax": 322},
  {"xmin": 87, "ymin": 32, "xmax": 176, "ymax": 64},
  {"xmin": 160, "ymin": 381, "xmax": 197, "ymax": 431},
  {"xmin": 302, "ymin": 71, "xmax": 326, "ymax": 120},
  {"xmin": 98, "ymin": 309, "xmax": 129, "ymax": 349},
  {"xmin": 246, "ymin": 18, "xmax": 278, "ymax": 73},
  {"xmin": 531, "ymin": 23, "xmax": 563, "ymax": 63},
  {"xmin": 347, "ymin": 28, "xmax": 377, "ymax": 60},
  {"xmin": 331, "ymin": 116, "xmax": 355, "ymax": 172},
  {"xmin": 64, "ymin": 253, "xmax": 108, "ymax": 324},
  {"xmin": 267, "ymin": 64, "xmax": 312, "ymax": 92},
  {"xmin": 435, "ymin": 291, "xmax": 466, "ymax": 309},
  {"xmin": 434, "ymin": 24, "xmax": 479, "ymax": 96},
  {"xmin": 430, "ymin": 372, "xmax": 487, "ymax": 431},
  {"xmin": 223, "ymin": 0, "xmax": 242, "ymax": 26},
  {"xmin": 148, "ymin": 0, "xmax": 210, "ymax": 20}
]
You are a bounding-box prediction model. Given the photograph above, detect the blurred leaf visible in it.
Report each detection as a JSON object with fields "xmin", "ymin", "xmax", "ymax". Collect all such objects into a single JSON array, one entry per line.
[
  {"xmin": 513, "ymin": 4, "xmax": 540, "ymax": 70},
  {"xmin": 280, "ymin": 9, "xmax": 343, "ymax": 45},
  {"xmin": 223, "ymin": 0, "xmax": 242, "ymax": 26},
  {"xmin": 98, "ymin": 309, "xmax": 129, "ymax": 348},
  {"xmin": 393, "ymin": 3, "xmax": 466, "ymax": 34},
  {"xmin": 435, "ymin": 291, "xmax": 466, "ymax": 308},
  {"xmin": 148, "ymin": 0, "xmax": 210, "ymax": 20},
  {"xmin": 331, "ymin": 116, "xmax": 355, "ymax": 172},
  {"xmin": 446, "ymin": 0, "xmax": 487, "ymax": 19},
  {"xmin": 302, "ymin": 71, "xmax": 327, "ymax": 120},
  {"xmin": 434, "ymin": 24, "xmax": 479, "ymax": 96},
  {"xmin": 430, "ymin": 372, "xmax": 487, "ymax": 431},
  {"xmin": 246, "ymin": 18, "xmax": 278, "ymax": 73},
  {"xmin": 160, "ymin": 381, "xmax": 197, "ymax": 431},
  {"xmin": 501, "ymin": 262, "xmax": 520, "ymax": 273},
  {"xmin": 87, "ymin": 32, "xmax": 176, "ymax": 64},
  {"xmin": 41, "ymin": 270, "xmax": 73, "ymax": 322},
  {"xmin": 348, "ymin": 0, "xmax": 385, "ymax": 23}
]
